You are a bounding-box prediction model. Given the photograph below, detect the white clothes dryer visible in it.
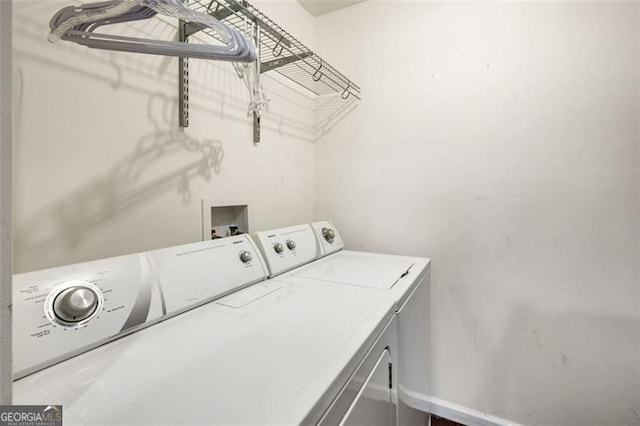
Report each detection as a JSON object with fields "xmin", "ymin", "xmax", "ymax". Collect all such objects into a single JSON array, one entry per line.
[{"xmin": 252, "ymin": 222, "xmax": 432, "ymax": 425}]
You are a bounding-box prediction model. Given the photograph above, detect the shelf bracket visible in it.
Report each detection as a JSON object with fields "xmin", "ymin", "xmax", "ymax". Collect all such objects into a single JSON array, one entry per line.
[
  {"xmin": 272, "ymin": 35, "xmax": 284, "ymax": 57},
  {"xmin": 261, "ymin": 52, "xmax": 311, "ymax": 73},
  {"xmin": 184, "ymin": 1, "xmax": 245, "ymax": 37},
  {"xmin": 312, "ymin": 60, "xmax": 322, "ymax": 81},
  {"xmin": 341, "ymin": 84, "xmax": 351, "ymax": 100},
  {"xmin": 179, "ymin": 20, "xmax": 189, "ymax": 128}
]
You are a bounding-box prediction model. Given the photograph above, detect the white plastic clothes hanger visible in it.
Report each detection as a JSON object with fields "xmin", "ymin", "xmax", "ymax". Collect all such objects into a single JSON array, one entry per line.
[
  {"xmin": 231, "ymin": 17, "xmax": 269, "ymax": 118},
  {"xmin": 50, "ymin": 1, "xmax": 158, "ymax": 36},
  {"xmin": 235, "ymin": 61, "xmax": 270, "ymax": 117},
  {"xmin": 49, "ymin": 0, "xmax": 256, "ymax": 63}
]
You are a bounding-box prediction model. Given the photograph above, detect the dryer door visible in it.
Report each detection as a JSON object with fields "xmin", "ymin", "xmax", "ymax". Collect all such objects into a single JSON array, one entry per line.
[{"xmin": 339, "ymin": 349, "xmax": 394, "ymax": 426}]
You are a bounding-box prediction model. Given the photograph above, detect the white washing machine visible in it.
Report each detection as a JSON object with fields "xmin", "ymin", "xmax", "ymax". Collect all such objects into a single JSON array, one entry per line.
[
  {"xmin": 12, "ymin": 234, "xmax": 398, "ymax": 424},
  {"xmin": 252, "ymin": 221, "xmax": 432, "ymax": 425}
]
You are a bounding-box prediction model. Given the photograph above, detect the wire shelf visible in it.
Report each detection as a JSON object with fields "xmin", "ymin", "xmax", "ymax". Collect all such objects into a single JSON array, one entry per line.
[{"xmin": 187, "ymin": 0, "xmax": 362, "ymax": 100}]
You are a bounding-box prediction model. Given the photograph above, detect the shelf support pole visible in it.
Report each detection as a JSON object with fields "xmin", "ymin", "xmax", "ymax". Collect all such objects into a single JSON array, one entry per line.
[
  {"xmin": 253, "ymin": 23, "xmax": 261, "ymax": 144},
  {"xmin": 179, "ymin": 19, "xmax": 189, "ymax": 128}
]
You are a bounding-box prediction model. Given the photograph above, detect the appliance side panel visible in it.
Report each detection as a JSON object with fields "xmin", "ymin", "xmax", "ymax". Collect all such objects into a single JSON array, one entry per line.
[{"xmin": 398, "ymin": 269, "xmax": 431, "ymax": 401}]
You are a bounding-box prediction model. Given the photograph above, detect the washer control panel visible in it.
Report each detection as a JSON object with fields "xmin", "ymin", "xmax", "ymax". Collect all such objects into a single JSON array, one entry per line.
[
  {"xmin": 147, "ymin": 236, "xmax": 267, "ymax": 314},
  {"xmin": 311, "ymin": 220, "xmax": 344, "ymax": 257},
  {"xmin": 252, "ymin": 224, "xmax": 319, "ymax": 277},
  {"xmin": 13, "ymin": 235, "xmax": 267, "ymax": 378},
  {"xmin": 45, "ymin": 281, "xmax": 104, "ymax": 328}
]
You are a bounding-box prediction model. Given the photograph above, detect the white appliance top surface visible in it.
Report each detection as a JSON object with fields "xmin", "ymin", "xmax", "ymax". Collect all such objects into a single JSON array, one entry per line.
[
  {"xmin": 14, "ymin": 281, "xmax": 394, "ymax": 425},
  {"xmin": 292, "ymin": 251, "xmax": 416, "ymax": 290}
]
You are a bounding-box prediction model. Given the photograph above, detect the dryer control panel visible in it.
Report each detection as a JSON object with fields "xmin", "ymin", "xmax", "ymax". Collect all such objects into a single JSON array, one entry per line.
[
  {"xmin": 13, "ymin": 235, "xmax": 268, "ymax": 378},
  {"xmin": 252, "ymin": 224, "xmax": 319, "ymax": 277},
  {"xmin": 311, "ymin": 220, "xmax": 344, "ymax": 257}
]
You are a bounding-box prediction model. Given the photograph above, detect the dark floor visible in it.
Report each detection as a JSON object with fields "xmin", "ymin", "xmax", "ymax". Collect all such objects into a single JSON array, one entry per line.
[{"xmin": 431, "ymin": 415, "xmax": 465, "ymax": 426}]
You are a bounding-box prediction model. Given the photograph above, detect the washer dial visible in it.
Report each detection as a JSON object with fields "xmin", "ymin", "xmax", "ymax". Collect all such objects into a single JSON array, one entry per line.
[
  {"xmin": 45, "ymin": 281, "xmax": 104, "ymax": 328},
  {"xmin": 322, "ymin": 228, "xmax": 336, "ymax": 244},
  {"xmin": 286, "ymin": 240, "xmax": 296, "ymax": 250},
  {"xmin": 239, "ymin": 250, "xmax": 253, "ymax": 263},
  {"xmin": 274, "ymin": 243, "xmax": 284, "ymax": 254}
]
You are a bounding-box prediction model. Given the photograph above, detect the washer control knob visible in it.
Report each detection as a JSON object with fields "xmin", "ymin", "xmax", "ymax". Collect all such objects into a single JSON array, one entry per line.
[
  {"xmin": 322, "ymin": 227, "xmax": 336, "ymax": 244},
  {"xmin": 53, "ymin": 286, "xmax": 99, "ymax": 324},
  {"xmin": 286, "ymin": 240, "xmax": 296, "ymax": 250},
  {"xmin": 274, "ymin": 243, "xmax": 284, "ymax": 254},
  {"xmin": 239, "ymin": 250, "xmax": 253, "ymax": 263}
]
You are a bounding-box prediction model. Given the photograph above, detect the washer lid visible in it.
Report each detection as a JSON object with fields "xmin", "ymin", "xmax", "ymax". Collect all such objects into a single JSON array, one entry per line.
[{"xmin": 292, "ymin": 251, "xmax": 415, "ymax": 289}]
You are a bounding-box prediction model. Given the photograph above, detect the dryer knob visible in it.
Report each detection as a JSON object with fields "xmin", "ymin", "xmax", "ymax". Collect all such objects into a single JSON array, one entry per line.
[
  {"xmin": 239, "ymin": 250, "xmax": 253, "ymax": 263},
  {"xmin": 53, "ymin": 286, "xmax": 99, "ymax": 324},
  {"xmin": 322, "ymin": 228, "xmax": 336, "ymax": 244},
  {"xmin": 286, "ymin": 240, "xmax": 296, "ymax": 250},
  {"xmin": 274, "ymin": 243, "xmax": 284, "ymax": 254}
]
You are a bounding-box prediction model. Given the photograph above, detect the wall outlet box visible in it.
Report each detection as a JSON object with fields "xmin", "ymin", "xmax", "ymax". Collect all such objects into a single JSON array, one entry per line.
[{"xmin": 201, "ymin": 198, "xmax": 252, "ymax": 241}]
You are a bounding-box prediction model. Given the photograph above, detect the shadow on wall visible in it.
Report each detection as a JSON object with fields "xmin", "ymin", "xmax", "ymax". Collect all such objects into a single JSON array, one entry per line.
[
  {"xmin": 483, "ymin": 304, "xmax": 640, "ymax": 425},
  {"xmin": 15, "ymin": 93, "xmax": 224, "ymax": 269},
  {"xmin": 12, "ymin": 1, "xmax": 357, "ymax": 141},
  {"xmin": 314, "ymin": 93, "xmax": 359, "ymax": 142}
]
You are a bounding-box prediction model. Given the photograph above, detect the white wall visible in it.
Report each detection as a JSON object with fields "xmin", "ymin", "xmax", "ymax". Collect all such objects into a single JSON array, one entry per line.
[
  {"xmin": 13, "ymin": 0, "xmax": 316, "ymax": 273},
  {"xmin": 315, "ymin": 2, "xmax": 640, "ymax": 425},
  {"xmin": 1, "ymin": 0, "xmax": 13, "ymax": 405}
]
